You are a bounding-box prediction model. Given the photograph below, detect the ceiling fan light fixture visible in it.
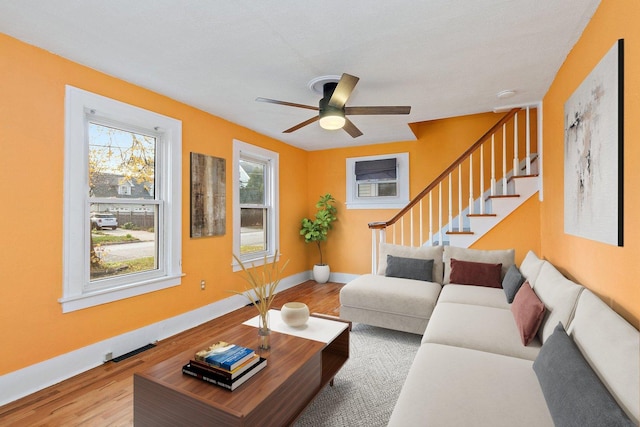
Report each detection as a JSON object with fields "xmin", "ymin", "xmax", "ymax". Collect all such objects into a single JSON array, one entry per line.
[{"xmin": 319, "ymin": 110, "xmax": 346, "ymax": 130}]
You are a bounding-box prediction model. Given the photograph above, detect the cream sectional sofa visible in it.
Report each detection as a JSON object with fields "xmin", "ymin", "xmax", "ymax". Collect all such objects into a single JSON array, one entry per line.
[{"xmin": 339, "ymin": 246, "xmax": 639, "ymax": 426}]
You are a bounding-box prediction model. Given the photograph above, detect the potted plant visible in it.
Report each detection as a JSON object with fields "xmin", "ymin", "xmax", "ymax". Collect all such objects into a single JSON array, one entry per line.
[{"xmin": 300, "ymin": 193, "xmax": 337, "ymax": 283}]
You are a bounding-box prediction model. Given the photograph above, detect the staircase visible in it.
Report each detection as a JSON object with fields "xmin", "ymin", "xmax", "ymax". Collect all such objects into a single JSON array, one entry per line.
[{"xmin": 368, "ymin": 107, "xmax": 540, "ymax": 274}]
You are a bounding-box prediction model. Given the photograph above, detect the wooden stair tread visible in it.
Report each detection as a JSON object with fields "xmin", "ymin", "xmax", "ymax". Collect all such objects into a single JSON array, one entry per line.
[
  {"xmin": 467, "ymin": 213, "xmax": 497, "ymax": 217},
  {"xmin": 446, "ymin": 231, "xmax": 474, "ymax": 235},
  {"xmin": 486, "ymin": 194, "xmax": 520, "ymax": 200},
  {"xmin": 508, "ymin": 174, "xmax": 539, "ymax": 183}
]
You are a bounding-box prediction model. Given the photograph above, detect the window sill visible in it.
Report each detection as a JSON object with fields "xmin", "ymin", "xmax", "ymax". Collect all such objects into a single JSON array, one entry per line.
[
  {"xmin": 59, "ymin": 274, "xmax": 183, "ymax": 313},
  {"xmin": 232, "ymin": 253, "xmax": 280, "ymax": 272},
  {"xmin": 346, "ymin": 201, "xmax": 409, "ymax": 210}
]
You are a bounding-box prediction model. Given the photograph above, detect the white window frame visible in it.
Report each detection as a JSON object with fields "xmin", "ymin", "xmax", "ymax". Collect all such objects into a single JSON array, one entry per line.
[
  {"xmin": 60, "ymin": 86, "xmax": 182, "ymax": 313},
  {"xmin": 346, "ymin": 152, "xmax": 410, "ymax": 209},
  {"xmin": 232, "ymin": 140, "xmax": 279, "ymax": 271}
]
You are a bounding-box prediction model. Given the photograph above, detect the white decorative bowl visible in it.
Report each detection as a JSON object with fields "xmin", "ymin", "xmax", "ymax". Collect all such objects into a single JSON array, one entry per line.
[{"xmin": 281, "ymin": 302, "xmax": 310, "ymax": 328}]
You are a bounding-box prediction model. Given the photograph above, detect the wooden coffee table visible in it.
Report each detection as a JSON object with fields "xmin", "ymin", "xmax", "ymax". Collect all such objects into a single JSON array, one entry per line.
[{"xmin": 133, "ymin": 311, "xmax": 350, "ymax": 426}]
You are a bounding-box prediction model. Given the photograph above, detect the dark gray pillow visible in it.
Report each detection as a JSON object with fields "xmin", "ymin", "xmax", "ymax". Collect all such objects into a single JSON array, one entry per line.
[
  {"xmin": 533, "ymin": 323, "xmax": 633, "ymax": 427},
  {"xmin": 502, "ymin": 264, "xmax": 526, "ymax": 303},
  {"xmin": 385, "ymin": 255, "xmax": 434, "ymax": 282}
]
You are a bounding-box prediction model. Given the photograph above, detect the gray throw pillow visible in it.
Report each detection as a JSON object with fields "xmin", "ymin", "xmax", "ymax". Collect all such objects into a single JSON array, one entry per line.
[
  {"xmin": 385, "ymin": 255, "xmax": 434, "ymax": 282},
  {"xmin": 533, "ymin": 323, "xmax": 633, "ymax": 427},
  {"xmin": 502, "ymin": 264, "xmax": 526, "ymax": 303}
]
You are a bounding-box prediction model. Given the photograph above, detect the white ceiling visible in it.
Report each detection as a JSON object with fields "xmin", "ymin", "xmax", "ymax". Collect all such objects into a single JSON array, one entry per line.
[{"xmin": 0, "ymin": 0, "xmax": 600, "ymax": 151}]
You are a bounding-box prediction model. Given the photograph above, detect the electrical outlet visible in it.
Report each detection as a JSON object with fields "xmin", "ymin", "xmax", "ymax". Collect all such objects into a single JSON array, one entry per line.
[{"xmin": 200, "ymin": 280, "xmax": 206, "ymax": 290}]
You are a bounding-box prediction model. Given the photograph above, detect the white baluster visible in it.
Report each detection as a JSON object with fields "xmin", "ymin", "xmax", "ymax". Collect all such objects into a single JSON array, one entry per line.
[
  {"xmin": 502, "ymin": 124, "xmax": 508, "ymax": 195},
  {"xmin": 400, "ymin": 216, "xmax": 404, "ymax": 246},
  {"xmin": 469, "ymin": 154, "xmax": 474, "ymax": 215},
  {"xmin": 419, "ymin": 199, "xmax": 423, "ymax": 246},
  {"xmin": 438, "ymin": 182, "xmax": 443, "ymax": 245},
  {"xmin": 371, "ymin": 228, "xmax": 377, "ymax": 274},
  {"xmin": 491, "ymin": 134, "xmax": 496, "ymax": 196},
  {"xmin": 526, "ymin": 106, "xmax": 531, "ymax": 175},
  {"xmin": 448, "ymin": 173, "xmax": 453, "ymax": 232},
  {"xmin": 480, "ymin": 144, "xmax": 485, "ymax": 214},
  {"xmin": 458, "ymin": 165, "xmax": 463, "ymax": 232},
  {"xmin": 429, "ymin": 192, "xmax": 433, "ymax": 244},
  {"xmin": 513, "ymin": 112, "xmax": 519, "ymax": 177},
  {"xmin": 410, "ymin": 207, "xmax": 414, "ymax": 247},
  {"xmin": 392, "ymin": 223, "xmax": 396, "ymax": 245}
]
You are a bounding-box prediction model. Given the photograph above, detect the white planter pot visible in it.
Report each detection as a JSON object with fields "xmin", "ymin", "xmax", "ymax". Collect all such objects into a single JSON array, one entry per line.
[{"xmin": 312, "ymin": 264, "xmax": 331, "ymax": 284}]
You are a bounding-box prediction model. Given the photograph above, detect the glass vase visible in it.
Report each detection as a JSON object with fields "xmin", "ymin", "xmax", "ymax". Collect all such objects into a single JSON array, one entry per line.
[{"xmin": 258, "ymin": 311, "xmax": 271, "ymax": 351}]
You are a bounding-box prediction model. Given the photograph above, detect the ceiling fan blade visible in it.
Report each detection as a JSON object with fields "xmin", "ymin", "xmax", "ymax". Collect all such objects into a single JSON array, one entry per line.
[
  {"xmin": 343, "ymin": 118, "xmax": 363, "ymax": 138},
  {"xmin": 345, "ymin": 106, "xmax": 411, "ymax": 115},
  {"xmin": 283, "ymin": 116, "xmax": 320, "ymax": 133},
  {"xmin": 328, "ymin": 73, "xmax": 359, "ymax": 109},
  {"xmin": 256, "ymin": 97, "xmax": 318, "ymax": 111}
]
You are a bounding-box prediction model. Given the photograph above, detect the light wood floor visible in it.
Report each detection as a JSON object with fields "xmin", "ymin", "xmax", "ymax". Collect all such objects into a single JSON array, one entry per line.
[{"xmin": 0, "ymin": 280, "xmax": 344, "ymax": 426}]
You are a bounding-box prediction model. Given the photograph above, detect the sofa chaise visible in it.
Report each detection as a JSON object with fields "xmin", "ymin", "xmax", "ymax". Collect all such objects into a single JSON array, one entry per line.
[{"xmin": 339, "ymin": 245, "xmax": 639, "ymax": 426}]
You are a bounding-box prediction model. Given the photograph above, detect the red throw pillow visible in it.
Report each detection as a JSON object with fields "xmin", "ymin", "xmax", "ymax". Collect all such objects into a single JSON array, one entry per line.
[
  {"xmin": 449, "ymin": 258, "xmax": 502, "ymax": 288},
  {"xmin": 511, "ymin": 281, "xmax": 546, "ymax": 346}
]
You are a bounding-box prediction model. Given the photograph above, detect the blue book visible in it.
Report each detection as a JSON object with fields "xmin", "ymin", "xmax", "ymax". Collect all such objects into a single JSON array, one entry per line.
[{"xmin": 195, "ymin": 342, "xmax": 256, "ymax": 371}]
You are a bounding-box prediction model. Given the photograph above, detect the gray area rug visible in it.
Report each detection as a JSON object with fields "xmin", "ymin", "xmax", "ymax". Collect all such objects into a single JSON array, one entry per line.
[{"xmin": 294, "ymin": 323, "xmax": 422, "ymax": 427}]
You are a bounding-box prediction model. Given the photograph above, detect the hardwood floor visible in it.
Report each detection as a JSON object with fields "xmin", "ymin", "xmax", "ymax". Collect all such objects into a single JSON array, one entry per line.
[{"xmin": 0, "ymin": 281, "xmax": 344, "ymax": 426}]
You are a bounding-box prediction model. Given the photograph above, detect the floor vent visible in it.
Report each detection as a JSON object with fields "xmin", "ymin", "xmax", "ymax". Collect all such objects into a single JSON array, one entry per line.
[{"xmin": 111, "ymin": 343, "xmax": 156, "ymax": 362}]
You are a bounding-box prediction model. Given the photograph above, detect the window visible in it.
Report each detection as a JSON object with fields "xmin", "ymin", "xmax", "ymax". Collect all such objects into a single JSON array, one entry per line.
[
  {"xmin": 346, "ymin": 153, "xmax": 410, "ymax": 209},
  {"xmin": 232, "ymin": 140, "xmax": 279, "ymax": 270},
  {"xmin": 61, "ymin": 86, "xmax": 182, "ymax": 313}
]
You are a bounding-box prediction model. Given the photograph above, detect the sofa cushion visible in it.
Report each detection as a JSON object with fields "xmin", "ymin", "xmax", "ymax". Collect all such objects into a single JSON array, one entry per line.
[
  {"xmin": 568, "ymin": 290, "xmax": 639, "ymax": 424},
  {"xmin": 531, "ymin": 262, "xmax": 583, "ymax": 343},
  {"xmin": 519, "ymin": 250, "xmax": 545, "ymax": 286},
  {"xmin": 449, "ymin": 258, "xmax": 502, "ymax": 288},
  {"xmin": 443, "ymin": 246, "xmax": 514, "ymax": 284},
  {"xmin": 511, "ymin": 282, "xmax": 546, "ymax": 346},
  {"xmin": 533, "ymin": 323, "xmax": 634, "ymax": 427},
  {"xmin": 503, "ymin": 264, "xmax": 526, "ymax": 303},
  {"xmin": 437, "ymin": 284, "xmax": 510, "ymax": 309},
  {"xmin": 340, "ymin": 274, "xmax": 441, "ymax": 321},
  {"xmin": 388, "ymin": 343, "xmax": 554, "ymax": 427},
  {"xmin": 377, "ymin": 243, "xmax": 444, "ymax": 284},
  {"xmin": 385, "ymin": 255, "xmax": 433, "ymax": 282},
  {"xmin": 423, "ymin": 302, "xmax": 541, "ymax": 360}
]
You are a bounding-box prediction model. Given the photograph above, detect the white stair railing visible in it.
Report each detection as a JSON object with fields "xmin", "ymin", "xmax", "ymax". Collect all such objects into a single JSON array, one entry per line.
[{"xmin": 369, "ymin": 107, "xmax": 538, "ymax": 273}]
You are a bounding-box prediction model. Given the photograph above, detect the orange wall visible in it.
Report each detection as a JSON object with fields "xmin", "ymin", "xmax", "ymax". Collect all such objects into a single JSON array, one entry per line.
[
  {"xmin": 307, "ymin": 111, "xmax": 541, "ymax": 275},
  {"xmin": 0, "ymin": 34, "xmax": 309, "ymax": 375},
  {"xmin": 541, "ymin": 0, "xmax": 640, "ymax": 327}
]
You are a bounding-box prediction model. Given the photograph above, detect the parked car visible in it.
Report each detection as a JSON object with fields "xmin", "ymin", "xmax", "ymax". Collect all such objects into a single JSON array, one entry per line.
[{"xmin": 91, "ymin": 213, "xmax": 118, "ymax": 230}]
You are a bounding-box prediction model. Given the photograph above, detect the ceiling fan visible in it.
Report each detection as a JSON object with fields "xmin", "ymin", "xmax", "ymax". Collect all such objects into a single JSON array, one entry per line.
[{"xmin": 256, "ymin": 73, "xmax": 411, "ymax": 138}]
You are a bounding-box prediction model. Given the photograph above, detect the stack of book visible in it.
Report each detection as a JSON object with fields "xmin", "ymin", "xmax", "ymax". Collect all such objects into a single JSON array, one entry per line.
[{"xmin": 182, "ymin": 341, "xmax": 267, "ymax": 391}]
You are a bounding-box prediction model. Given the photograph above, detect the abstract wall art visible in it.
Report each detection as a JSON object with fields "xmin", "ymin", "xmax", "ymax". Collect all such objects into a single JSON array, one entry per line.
[{"xmin": 564, "ymin": 39, "xmax": 623, "ymax": 247}]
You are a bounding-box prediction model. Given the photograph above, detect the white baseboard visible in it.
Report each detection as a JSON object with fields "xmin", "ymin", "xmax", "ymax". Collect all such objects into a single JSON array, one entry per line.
[
  {"xmin": 0, "ymin": 271, "xmax": 310, "ymax": 406},
  {"xmin": 330, "ymin": 272, "xmax": 359, "ymax": 284}
]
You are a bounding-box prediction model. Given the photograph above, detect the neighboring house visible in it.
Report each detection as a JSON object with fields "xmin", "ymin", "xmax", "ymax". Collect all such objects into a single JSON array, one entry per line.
[
  {"xmin": 91, "ymin": 173, "xmax": 154, "ymax": 200},
  {"xmin": 90, "ymin": 173, "xmax": 155, "ymax": 228}
]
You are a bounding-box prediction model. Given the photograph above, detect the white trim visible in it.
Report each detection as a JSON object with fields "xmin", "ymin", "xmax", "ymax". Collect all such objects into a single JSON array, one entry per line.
[
  {"xmin": 62, "ymin": 86, "xmax": 182, "ymax": 312},
  {"xmin": 345, "ymin": 152, "xmax": 410, "ymax": 209},
  {"xmin": 1, "ymin": 272, "xmax": 307, "ymax": 407},
  {"xmin": 232, "ymin": 140, "xmax": 280, "ymax": 271},
  {"xmin": 537, "ymin": 101, "xmax": 544, "ymax": 201}
]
